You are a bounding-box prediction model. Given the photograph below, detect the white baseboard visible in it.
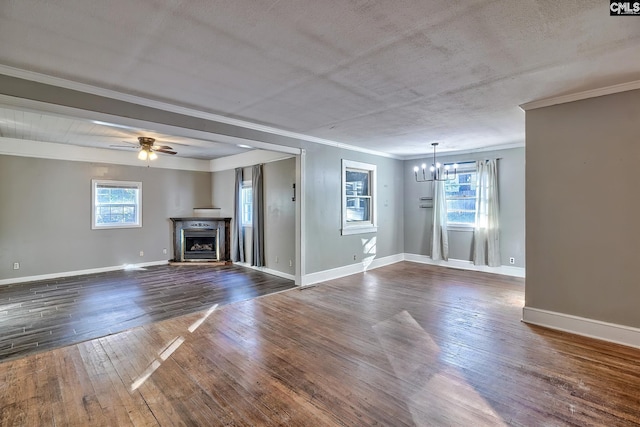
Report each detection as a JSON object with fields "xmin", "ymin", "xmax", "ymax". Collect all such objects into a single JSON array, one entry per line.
[
  {"xmin": 403, "ymin": 253, "xmax": 526, "ymax": 278},
  {"xmin": 522, "ymin": 306, "xmax": 640, "ymax": 350},
  {"xmin": 301, "ymin": 253, "xmax": 404, "ymax": 287},
  {"xmin": 234, "ymin": 262, "xmax": 295, "ymax": 281},
  {"xmin": 0, "ymin": 260, "xmax": 169, "ymax": 286}
]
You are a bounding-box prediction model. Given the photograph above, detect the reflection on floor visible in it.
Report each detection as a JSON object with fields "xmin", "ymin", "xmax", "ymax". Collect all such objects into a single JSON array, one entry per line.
[
  {"xmin": 1, "ymin": 262, "xmax": 639, "ymax": 426},
  {"xmin": 0, "ymin": 264, "xmax": 295, "ymax": 361}
]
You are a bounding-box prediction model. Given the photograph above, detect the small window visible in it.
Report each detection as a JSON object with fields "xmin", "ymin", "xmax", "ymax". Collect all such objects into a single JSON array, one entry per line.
[
  {"xmin": 241, "ymin": 183, "xmax": 252, "ymax": 227},
  {"xmin": 342, "ymin": 159, "xmax": 377, "ymax": 235},
  {"xmin": 444, "ymin": 164, "xmax": 477, "ymax": 226},
  {"xmin": 92, "ymin": 179, "xmax": 142, "ymax": 229}
]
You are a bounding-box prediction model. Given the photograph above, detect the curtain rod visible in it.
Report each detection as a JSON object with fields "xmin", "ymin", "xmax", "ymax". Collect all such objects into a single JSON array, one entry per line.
[{"xmin": 443, "ymin": 158, "xmax": 502, "ymax": 166}]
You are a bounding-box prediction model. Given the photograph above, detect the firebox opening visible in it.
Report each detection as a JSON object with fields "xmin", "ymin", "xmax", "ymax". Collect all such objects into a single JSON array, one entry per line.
[{"xmin": 181, "ymin": 229, "xmax": 219, "ymax": 261}]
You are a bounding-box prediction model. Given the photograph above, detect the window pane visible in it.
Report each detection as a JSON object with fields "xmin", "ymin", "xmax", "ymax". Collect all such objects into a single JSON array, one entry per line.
[
  {"xmin": 445, "ymin": 171, "xmax": 476, "ymax": 198},
  {"xmin": 345, "ymin": 170, "xmax": 369, "ymax": 196},
  {"xmin": 93, "ymin": 180, "xmax": 141, "ymax": 228},
  {"xmin": 346, "ymin": 197, "xmax": 370, "ymax": 222},
  {"xmin": 448, "ymin": 210, "xmax": 476, "ymax": 224},
  {"xmin": 447, "ymin": 199, "xmax": 476, "ymax": 212},
  {"xmin": 241, "ymin": 187, "xmax": 253, "ymax": 225}
]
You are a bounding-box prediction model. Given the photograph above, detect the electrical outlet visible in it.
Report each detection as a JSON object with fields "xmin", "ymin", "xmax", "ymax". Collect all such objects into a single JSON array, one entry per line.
[
  {"xmin": 139, "ymin": 251, "xmax": 144, "ymax": 257},
  {"xmin": 162, "ymin": 248, "xmax": 168, "ymax": 255},
  {"xmin": 289, "ymin": 260, "xmax": 292, "ymax": 267},
  {"xmin": 509, "ymin": 257, "xmax": 515, "ymax": 265},
  {"xmin": 353, "ymin": 254, "xmax": 357, "ymax": 261},
  {"xmin": 13, "ymin": 262, "xmax": 19, "ymax": 270}
]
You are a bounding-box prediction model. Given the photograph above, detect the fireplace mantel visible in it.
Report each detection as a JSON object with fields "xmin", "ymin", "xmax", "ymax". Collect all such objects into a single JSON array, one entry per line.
[{"xmin": 170, "ymin": 217, "xmax": 231, "ymax": 262}]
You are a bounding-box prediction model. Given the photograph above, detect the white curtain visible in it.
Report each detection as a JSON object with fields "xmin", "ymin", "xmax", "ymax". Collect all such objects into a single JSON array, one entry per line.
[
  {"xmin": 431, "ymin": 179, "xmax": 449, "ymax": 261},
  {"xmin": 473, "ymin": 159, "xmax": 500, "ymax": 266}
]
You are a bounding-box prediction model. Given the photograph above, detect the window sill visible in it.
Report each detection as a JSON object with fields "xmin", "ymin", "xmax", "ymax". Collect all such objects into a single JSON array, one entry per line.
[
  {"xmin": 447, "ymin": 224, "xmax": 474, "ymax": 232},
  {"xmin": 341, "ymin": 225, "xmax": 378, "ymax": 236},
  {"xmin": 92, "ymin": 224, "xmax": 142, "ymax": 230}
]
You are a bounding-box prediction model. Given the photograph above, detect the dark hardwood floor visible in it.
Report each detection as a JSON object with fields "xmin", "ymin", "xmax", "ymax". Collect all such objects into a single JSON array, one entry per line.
[
  {"xmin": 0, "ymin": 264, "xmax": 295, "ymax": 362},
  {"xmin": 2, "ymin": 262, "xmax": 640, "ymax": 426}
]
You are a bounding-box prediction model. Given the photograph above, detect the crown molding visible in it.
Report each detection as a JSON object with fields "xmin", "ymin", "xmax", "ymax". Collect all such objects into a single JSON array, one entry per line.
[
  {"xmin": 402, "ymin": 141, "xmax": 525, "ymax": 161},
  {"xmin": 520, "ymin": 80, "xmax": 640, "ymax": 111},
  {"xmin": 0, "ymin": 65, "xmax": 398, "ymax": 160}
]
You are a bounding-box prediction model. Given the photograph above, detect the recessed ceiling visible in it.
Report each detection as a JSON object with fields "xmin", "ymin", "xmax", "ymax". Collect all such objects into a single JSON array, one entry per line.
[
  {"xmin": 0, "ymin": 105, "xmax": 249, "ymax": 159},
  {"xmin": 0, "ymin": 0, "xmax": 639, "ymax": 158}
]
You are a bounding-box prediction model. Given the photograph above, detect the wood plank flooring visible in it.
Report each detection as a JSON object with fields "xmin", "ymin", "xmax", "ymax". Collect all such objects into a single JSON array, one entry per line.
[
  {"xmin": 0, "ymin": 264, "xmax": 295, "ymax": 362},
  {"xmin": 2, "ymin": 262, "xmax": 640, "ymax": 426}
]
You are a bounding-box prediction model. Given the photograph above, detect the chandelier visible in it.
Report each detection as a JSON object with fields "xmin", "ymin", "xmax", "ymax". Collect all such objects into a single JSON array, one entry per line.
[{"xmin": 413, "ymin": 143, "xmax": 458, "ymax": 182}]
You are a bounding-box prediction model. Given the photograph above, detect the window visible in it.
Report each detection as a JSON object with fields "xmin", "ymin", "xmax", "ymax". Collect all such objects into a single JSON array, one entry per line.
[
  {"xmin": 444, "ymin": 164, "xmax": 477, "ymax": 226},
  {"xmin": 92, "ymin": 180, "xmax": 142, "ymax": 229},
  {"xmin": 241, "ymin": 183, "xmax": 252, "ymax": 226},
  {"xmin": 342, "ymin": 159, "xmax": 377, "ymax": 235}
]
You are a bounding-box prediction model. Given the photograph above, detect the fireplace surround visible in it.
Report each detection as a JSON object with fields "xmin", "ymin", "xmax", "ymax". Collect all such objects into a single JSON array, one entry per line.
[{"xmin": 170, "ymin": 217, "xmax": 231, "ymax": 262}]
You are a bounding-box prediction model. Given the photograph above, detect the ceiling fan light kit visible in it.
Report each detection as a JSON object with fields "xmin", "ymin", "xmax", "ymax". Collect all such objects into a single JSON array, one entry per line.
[{"xmin": 131, "ymin": 136, "xmax": 177, "ymax": 161}]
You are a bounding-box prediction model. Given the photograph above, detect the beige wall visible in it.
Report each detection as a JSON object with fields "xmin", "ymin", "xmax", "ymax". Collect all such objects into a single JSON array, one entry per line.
[{"xmin": 525, "ymin": 89, "xmax": 640, "ymax": 327}]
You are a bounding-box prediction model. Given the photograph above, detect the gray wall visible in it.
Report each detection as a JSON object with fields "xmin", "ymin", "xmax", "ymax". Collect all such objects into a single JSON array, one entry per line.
[
  {"xmin": 0, "ymin": 155, "xmax": 211, "ymax": 280},
  {"xmin": 403, "ymin": 147, "xmax": 525, "ymax": 267},
  {"xmin": 303, "ymin": 144, "xmax": 405, "ymax": 274},
  {"xmin": 211, "ymin": 158, "xmax": 296, "ymax": 276},
  {"xmin": 526, "ymin": 89, "xmax": 640, "ymax": 327},
  {"xmin": 264, "ymin": 158, "xmax": 296, "ymax": 275}
]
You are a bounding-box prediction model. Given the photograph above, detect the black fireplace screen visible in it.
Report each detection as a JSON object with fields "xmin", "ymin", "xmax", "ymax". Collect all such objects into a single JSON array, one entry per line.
[{"xmin": 182, "ymin": 229, "xmax": 218, "ymax": 260}]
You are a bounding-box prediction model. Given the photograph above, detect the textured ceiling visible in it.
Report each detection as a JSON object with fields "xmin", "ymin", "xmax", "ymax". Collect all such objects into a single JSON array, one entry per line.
[{"xmin": 0, "ymin": 0, "xmax": 639, "ymax": 158}]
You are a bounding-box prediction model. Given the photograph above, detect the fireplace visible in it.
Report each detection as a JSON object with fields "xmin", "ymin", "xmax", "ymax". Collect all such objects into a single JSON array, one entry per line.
[
  {"xmin": 171, "ymin": 217, "xmax": 231, "ymax": 262},
  {"xmin": 183, "ymin": 229, "xmax": 219, "ymax": 261}
]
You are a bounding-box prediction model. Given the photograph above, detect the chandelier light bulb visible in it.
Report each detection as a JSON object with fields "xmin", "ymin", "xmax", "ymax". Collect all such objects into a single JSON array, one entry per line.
[
  {"xmin": 138, "ymin": 149, "xmax": 148, "ymax": 160},
  {"xmin": 413, "ymin": 142, "xmax": 457, "ymax": 183},
  {"xmin": 149, "ymin": 151, "xmax": 158, "ymax": 160}
]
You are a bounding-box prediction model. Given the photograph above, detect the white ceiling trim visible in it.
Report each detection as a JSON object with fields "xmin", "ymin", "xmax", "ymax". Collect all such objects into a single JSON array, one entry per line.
[
  {"xmin": 0, "ymin": 137, "xmax": 211, "ymax": 171},
  {"xmin": 402, "ymin": 141, "xmax": 525, "ymax": 161},
  {"xmin": 520, "ymin": 80, "xmax": 640, "ymax": 111},
  {"xmin": 0, "ymin": 65, "xmax": 399, "ymax": 160}
]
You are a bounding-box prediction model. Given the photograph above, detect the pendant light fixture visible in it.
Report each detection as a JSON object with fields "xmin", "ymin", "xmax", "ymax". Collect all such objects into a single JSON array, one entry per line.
[{"xmin": 413, "ymin": 143, "xmax": 458, "ymax": 182}]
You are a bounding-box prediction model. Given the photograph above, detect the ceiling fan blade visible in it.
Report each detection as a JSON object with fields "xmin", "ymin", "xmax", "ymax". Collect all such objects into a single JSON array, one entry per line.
[
  {"xmin": 154, "ymin": 145, "xmax": 173, "ymax": 150},
  {"xmin": 155, "ymin": 149, "xmax": 177, "ymax": 155},
  {"xmin": 110, "ymin": 144, "xmax": 137, "ymax": 149}
]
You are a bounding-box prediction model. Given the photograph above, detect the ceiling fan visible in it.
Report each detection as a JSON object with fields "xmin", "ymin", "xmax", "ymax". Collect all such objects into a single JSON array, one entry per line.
[{"xmin": 111, "ymin": 137, "xmax": 177, "ymax": 160}]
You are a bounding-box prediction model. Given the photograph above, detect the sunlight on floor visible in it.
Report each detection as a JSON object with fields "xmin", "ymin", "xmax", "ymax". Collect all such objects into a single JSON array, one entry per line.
[
  {"xmin": 373, "ymin": 310, "xmax": 507, "ymax": 426},
  {"xmin": 361, "ymin": 236, "xmax": 377, "ymax": 269},
  {"xmin": 130, "ymin": 303, "xmax": 219, "ymax": 391}
]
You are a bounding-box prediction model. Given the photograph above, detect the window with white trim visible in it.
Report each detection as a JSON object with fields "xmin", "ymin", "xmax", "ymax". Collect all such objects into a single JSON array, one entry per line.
[
  {"xmin": 444, "ymin": 163, "xmax": 477, "ymax": 226},
  {"xmin": 342, "ymin": 159, "xmax": 377, "ymax": 235},
  {"xmin": 241, "ymin": 182, "xmax": 253, "ymax": 227},
  {"xmin": 92, "ymin": 179, "xmax": 142, "ymax": 229}
]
